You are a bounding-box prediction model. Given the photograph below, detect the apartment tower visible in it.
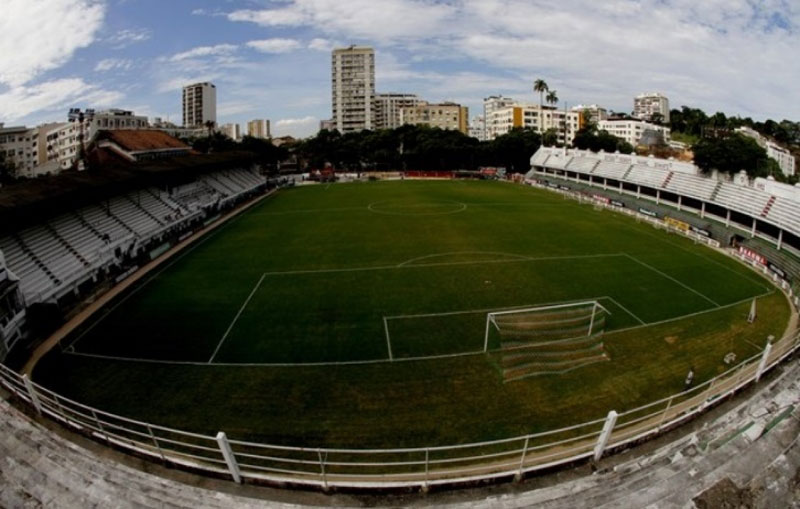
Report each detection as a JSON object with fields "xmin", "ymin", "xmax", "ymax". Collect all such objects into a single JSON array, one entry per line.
[
  {"xmin": 331, "ymin": 46, "xmax": 375, "ymax": 133},
  {"xmin": 182, "ymin": 82, "xmax": 217, "ymax": 128}
]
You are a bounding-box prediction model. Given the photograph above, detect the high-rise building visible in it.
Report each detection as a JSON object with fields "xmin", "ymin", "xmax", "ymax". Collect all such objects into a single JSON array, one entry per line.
[
  {"xmin": 483, "ymin": 95, "xmax": 518, "ymax": 139},
  {"xmin": 247, "ymin": 119, "xmax": 271, "ymax": 139},
  {"xmin": 485, "ymin": 105, "xmax": 582, "ymax": 144},
  {"xmin": 634, "ymin": 92, "xmax": 670, "ymax": 123},
  {"xmin": 598, "ymin": 117, "xmax": 671, "ymax": 147},
  {"xmin": 374, "ymin": 93, "xmax": 424, "ymax": 130},
  {"xmin": 220, "ymin": 123, "xmax": 242, "ymax": 141},
  {"xmin": 331, "ymin": 46, "xmax": 375, "ymax": 133},
  {"xmin": 182, "ymin": 82, "xmax": 217, "ymax": 128},
  {"xmin": 399, "ymin": 102, "xmax": 469, "ymax": 134}
]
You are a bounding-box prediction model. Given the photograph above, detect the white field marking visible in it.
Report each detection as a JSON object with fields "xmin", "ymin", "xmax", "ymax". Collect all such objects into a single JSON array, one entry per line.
[
  {"xmin": 367, "ymin": 200, "xmax": 467, "ymax": 216},
  {"xmin": 623, "ymin": 253, "xmax": 720, "ymax": 307},
  {"xmin": 208, "ymin": 273, "xmax": 267, "ymax": 364},
  {"xmin": 397, "ymin": 251, "xmax": 534, "ymax": 268},
  {"xmin": 63, "ymin": 348, "xmax": 488, "ymax": 368},
  {"xmin": 605, "ymin": 296, "xmax": 646, "ymax": 325},
  {"xmin": 609, "ymin": 290, "xmax": 774, "ymax": 336},
  {"xmin": 383, "ymin": 316, "xmax": 393, "ymax": 361},
  {"xmin": 62, "ymin": 204, "xmax": 260, "ymax": 353},
  {"xmin": 602, "ymin": 210, "xmax": 772, "ymax": 292},
  {"xmin": 385, "ymin": 296, "xmax": 613, "ymax": 321},
  {"xmin": 254, "ymin": 252, "xmax": 626, "ymax": 279},
  {"xmin": 259, "ymin": 206, "xmax": 367, "ymax": 216},
  {"xmin": 63, "ymin": 291, "xmax": 775, "ymax": 368}
]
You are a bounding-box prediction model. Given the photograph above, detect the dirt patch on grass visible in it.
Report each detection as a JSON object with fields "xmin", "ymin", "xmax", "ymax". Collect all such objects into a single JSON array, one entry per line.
[{"xmin": 664, "ymin": 336, "xmax": 678, "ymax": 345}]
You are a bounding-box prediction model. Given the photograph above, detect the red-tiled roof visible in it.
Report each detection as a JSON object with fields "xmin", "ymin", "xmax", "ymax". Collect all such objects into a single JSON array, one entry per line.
[{"xmin": 99, "ymin": 130, "xmax": 190, "ymax": 152}]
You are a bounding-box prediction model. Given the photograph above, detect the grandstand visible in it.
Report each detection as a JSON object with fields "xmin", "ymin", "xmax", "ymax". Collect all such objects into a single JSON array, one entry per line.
[
  {"xmin": 528, "ymin": 146, "xmax": 800, "ymax": 294},
  {"xmin": 0, "ymin": 167, "xmax": 266, "ymax": 307}
]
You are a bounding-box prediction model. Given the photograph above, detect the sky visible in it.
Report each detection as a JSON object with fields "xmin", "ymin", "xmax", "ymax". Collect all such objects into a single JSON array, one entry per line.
[{"xmin": 0, "ymin": 0, "xmax": 798, "ymax": 138}]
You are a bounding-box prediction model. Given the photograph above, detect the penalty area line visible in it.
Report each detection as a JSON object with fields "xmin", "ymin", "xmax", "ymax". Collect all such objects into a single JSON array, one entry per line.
[
  {"xmin": 624, "ymin": 253, "xmax": 720, "ymax": 307},
  {"xmin": 208, "ymin": 273, "xmax": 267, "ymax": 364}
]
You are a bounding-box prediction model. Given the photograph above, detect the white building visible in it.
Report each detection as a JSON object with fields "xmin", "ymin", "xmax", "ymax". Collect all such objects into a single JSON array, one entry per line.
[
  {"xmin": 571, "ymin": 104, "xmax": 608, "ymax": 123},
  {"xmin": 220, "ymin": 123, "xmax": 242, "ymax": 141},
  {"xmin": 374, "ymin": 93, "xmax": 424, "ymax": 130},
  {"xmin": 469, "ymin": 116, "xmax": 486, "ymax": 141},
  {"xmin": 0, "ymin": 124, "xmax": 39, "ymax": 177},
  {"xmin": 247, "ymin": 119, "xmax": 271, "ymax": 139},
  {"xmin": 483, "ymin": 95, "xmax": 517, "ymax": 140},
  {"xmin": 634, "ymin": 92, "xmax": 670, "ymax": 123},
  {"xmin": 598, "ymin": 118, "xmax": 671, "ymax": 147},
  {"xmin": 182, "ymin": 82, "xmax": 217, "ymax": 128},
  {"xmin": 331, "ymin": 46, "xmax": 375, "ymax": 133},
  {"xmin": 736, "ymin": 127, "xmax": 796, "ymax": 177},
  {"xmin": 485, "ymin": 104, "xmax": 581, "ymax": 144}
]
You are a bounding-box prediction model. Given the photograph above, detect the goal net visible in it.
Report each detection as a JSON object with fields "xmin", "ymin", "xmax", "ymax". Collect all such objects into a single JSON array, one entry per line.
[{"xmin": 485, "ymin": 301, "xmax": 611, "ymax": 382}]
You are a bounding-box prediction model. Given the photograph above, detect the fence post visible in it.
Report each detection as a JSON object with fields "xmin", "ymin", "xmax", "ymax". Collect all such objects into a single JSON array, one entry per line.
[
  {"xmin": 215, "ymin": 432, "xmax": 241, "ymax": 484},
  {"xmin": 516, "ymin": 436, "xmax": 530, "ymax": 481},
  {"xmin": 593, "ymin": 410, "xmax": 618, "ymax": 461},
  {"xmin": 317, "ymin": 449, "xmax": 329, "ymax": 491},
  {"xmin": 657, "ymin": 395, "xmax": 675, "ymax": 431},
  {"xmin": 22, "ymin": 375, "xmax": 43, "ymax": 415},
  {"xmin": 423, "ymin": 448, "xmax": 430, "ymax": 492},
  {"xmin": 755, "ymin": 342, "xmax": 773, "ymax": 383}
]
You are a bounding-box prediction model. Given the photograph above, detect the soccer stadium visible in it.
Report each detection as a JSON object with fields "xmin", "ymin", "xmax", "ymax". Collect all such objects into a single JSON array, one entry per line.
[{"xmin": 2, "ymin": 138, "xmax": 799, "ymax": 498}]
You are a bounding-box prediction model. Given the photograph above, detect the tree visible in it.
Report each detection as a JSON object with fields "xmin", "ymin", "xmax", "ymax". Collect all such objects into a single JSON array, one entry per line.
[
  {"xmin": 240, "ymin": 136, "xmax": 288, "ymax": 174},
  {"xmin": 534, "ymin": 79, "xmax": 549, "ymax": 140},
  {"xmin": 650, "ymin": 112, "xmax": 664, "ymax": 125},
  {"xmin": 546, "ymin": 90, "xmax": 559, "ymax": 107},
  {"xmin": 693, "ymin": 133, "xmax": 771, "ymax": 177}
]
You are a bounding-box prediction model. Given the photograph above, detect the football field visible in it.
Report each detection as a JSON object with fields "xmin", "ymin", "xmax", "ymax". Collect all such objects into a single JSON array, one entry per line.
[{"xmin": 35, "ymin": 180, "xmax": 790, "ymax": 448}]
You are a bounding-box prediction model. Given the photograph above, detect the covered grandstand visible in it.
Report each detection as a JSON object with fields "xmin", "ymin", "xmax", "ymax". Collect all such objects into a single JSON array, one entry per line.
[{"xmin": 528, "ymin": 147, "xmax": 800, "ymax": 291}]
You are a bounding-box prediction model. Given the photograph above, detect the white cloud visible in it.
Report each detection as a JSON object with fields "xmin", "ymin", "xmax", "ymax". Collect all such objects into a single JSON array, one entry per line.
[
  {"xmin": 228, "ymin": 0, "xmax": 456, "ymax": 41},
  {"xmin": 0, "ymin": 79, "xmax": 123, "ymax": 122},
  {"xmin": 247, "ymin": 39, "xmax": 302, "ymax": 54},
  {"xmin": 274, "ymin": 116, "xmax": 320, "ymax": 138},
  {"xmin": 106, "ymin": 28, "xmax": 151, "ymax": 49},
  {"xmin": 0, "ymin": 0, "xmax": 106, "ymax": 86},
  {"xmin": 170, "ymin": 44, "xmax": 238, "ymax": 62},
  {"xmin": 94, "ymin": 58, "xmax": 133, "ymax": 72},
  {"xmin": 308, "ymin": 38, "xmax": 335, "ymax": 52}
]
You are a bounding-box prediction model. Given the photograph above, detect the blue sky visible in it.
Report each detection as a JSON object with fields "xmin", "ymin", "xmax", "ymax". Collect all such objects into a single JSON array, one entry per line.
[{"xmin": 1, "ymin": 0, "xmax": 798, "ymax": 138}]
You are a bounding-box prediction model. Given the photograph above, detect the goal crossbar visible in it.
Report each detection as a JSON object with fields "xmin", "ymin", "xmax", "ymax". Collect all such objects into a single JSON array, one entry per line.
[{"xmin": 483, "ymin": 300, "xmax": 610, "ymax": 352}]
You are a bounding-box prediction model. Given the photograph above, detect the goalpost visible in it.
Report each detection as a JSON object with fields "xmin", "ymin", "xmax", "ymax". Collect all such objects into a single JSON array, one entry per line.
[
  {"xmin": 483, "ymin": 300, "xmax": 608, "ymax": 352},
  {"xmin": 485, "ymin": 300, "xmax": 612, "ymax": 381}
]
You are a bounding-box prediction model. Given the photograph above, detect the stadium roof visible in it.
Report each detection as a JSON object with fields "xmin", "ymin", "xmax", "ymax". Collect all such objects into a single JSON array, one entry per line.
[{"xmin": 97, "ymin": 130, "xmax": 190, "ymax": 152}]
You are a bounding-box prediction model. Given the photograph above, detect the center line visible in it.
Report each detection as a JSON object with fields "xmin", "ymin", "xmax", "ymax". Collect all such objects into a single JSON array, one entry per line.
[{"xmin": 208, "ymin": 273, "xmax": 267, "ymax": 363}]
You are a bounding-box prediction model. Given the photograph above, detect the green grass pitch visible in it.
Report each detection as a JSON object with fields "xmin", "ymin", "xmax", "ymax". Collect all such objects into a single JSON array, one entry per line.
[{"xmin": 35, "ymin": 180, "xmax": 790, "ymax": 448}]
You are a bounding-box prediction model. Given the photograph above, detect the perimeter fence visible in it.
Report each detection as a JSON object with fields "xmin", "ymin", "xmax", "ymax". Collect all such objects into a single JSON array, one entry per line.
[{"xmin": 1, "ymin": 326, "xmax": 798, "ymax": 490}]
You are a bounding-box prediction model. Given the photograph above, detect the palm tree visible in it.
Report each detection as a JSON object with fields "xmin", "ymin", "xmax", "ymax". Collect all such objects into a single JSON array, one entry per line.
[
  {"xmin": 533, "ymin": 79, "xmax": 549, "ymax": 137},
  {"xmin": 546, "ymin": 90, "xmax": 559, "ymax": 107}
]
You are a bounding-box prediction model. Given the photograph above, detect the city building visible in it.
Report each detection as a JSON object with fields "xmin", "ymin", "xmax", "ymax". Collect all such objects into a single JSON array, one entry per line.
[
  {"xmin": 483, "ymin": 95, "xmax": 517, "ymax": 140},
  {"xmin": 247, "ymin": 119, "xmax": 271, "ymax": 139},
  {"xmin": 182, "ymin": 82, "xmax": 217, "ymax": 128},
  {"xmin": 220, "ymin": 123, "xmax": 242, "ymax": 141},
  {"xmin": 598, "ymin": 117, "xmax": 671, "ymax": 147},
  {"xmin": 150, "ymin": 118, "xmax": 207, "ymax": 139},
  {"xmin": 469, "ymin": 116, "xmax": 486, "ymax": 141},
  {"xmin": 399, "ymin": 102, "xmax": 469, "ymax": 134},
  {"xmin": 374, "ymin": 93, "xmax": 424, "ymax": 130},
  {"xmin": 0, "ymin": 124, "xmax": 37, "ymax": 177},
  {"xmin": 485, "ymin": 104, "xmax": 581, "ymax": 144},
  {"xmin": 634, "ymin": 92, "xmax": 670, "ymax": 123},
  {"xmin": 571, "ymin": 104, "xmax": 609, "ymax": 123},
  {"xmin": 331, "ymin": 46, "xmax": 375, "ymax": 133},
  {"xmin": 319, "ymin": 119, "xmax": 335, "ymax": 131},
  {"xmin": 736, "ymin": 127, "xmax": 796, "ymax": 177}
]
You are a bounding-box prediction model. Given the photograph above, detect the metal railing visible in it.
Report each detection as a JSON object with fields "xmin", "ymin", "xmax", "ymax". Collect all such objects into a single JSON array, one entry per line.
[{"xmin": 2, "ymin": 327, "xmax": 798, "ymax": 490}]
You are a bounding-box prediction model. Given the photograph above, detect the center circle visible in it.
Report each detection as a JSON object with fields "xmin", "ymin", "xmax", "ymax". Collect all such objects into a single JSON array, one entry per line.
[{"xmin": 367, "ymin": 200, "xmax": 467, "ymax": 216}]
